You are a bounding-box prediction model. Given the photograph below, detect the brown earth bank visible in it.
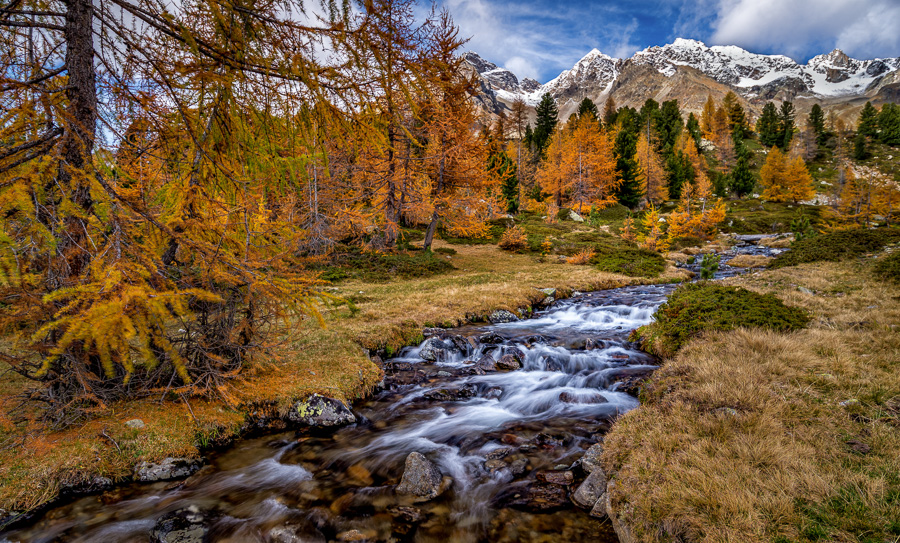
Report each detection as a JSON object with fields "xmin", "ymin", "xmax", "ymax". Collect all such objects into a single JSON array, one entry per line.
[
  {"xmin": 0, "ymin": 241, "xmax": 689, "ymax": 523},
  {"xmin": 601, "ymin": 255, "xmax": 900, "ymax": 543}
]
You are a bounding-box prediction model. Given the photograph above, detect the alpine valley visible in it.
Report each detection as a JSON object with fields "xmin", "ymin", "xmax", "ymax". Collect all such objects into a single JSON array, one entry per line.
[{"xmin": 464, "ymin": 38, "xmax": 900, "ymax": 121}]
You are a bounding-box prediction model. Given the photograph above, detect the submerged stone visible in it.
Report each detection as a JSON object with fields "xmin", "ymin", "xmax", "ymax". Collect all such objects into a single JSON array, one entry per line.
[
  {"xmin": 396, "ymin": 452, "xmax": 446, "ymax": 501},
  {"xmin": 135, "ymin": 458, "xmax": 202, "ymax": 483}
]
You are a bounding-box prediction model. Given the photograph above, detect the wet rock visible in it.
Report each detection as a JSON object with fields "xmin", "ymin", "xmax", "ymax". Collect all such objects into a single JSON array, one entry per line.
[
  {"xmin": 396, "ymin": 452, "xmax": 446, "ymax": 501},
  {"xmin": 572, "ymin": 469, "xmax": 608, "ymax": 509},
  {"xmin": 581, "ymin": 443, "xmax": 604, "ymax": 474},
  {"xmin": 473, "ymin": 355, "xmax": 497, "ymax": 373},
  {"xmin": 337, "ymin": 529, "xmax": 376, "ymax": 541},
  {"xmin": 135, "ymin": 458, "xmax": 203, "ymax": 482},
  {"xmin": 268, "ymin": 524, "xmax": 326, "ymax": 543},
  {"xmin": 590, "ymin": 494, "xmax": 609, "ymax": 518},
  {"xmin": 419, "ymin": 337, "xmax": 454, "ymax": 362},
  {"xmin": 540, "ymin": 354, "xmax": 566, "ymax": 372},
  {"xmin": 423, "ymin": 384, "xmax": 476, "ymax": 402},
  {"xmin": 125, "ymin": 419, "xmax": 146, "ymax": 430},
  {"xmin": 523, "ymin": 334, "xmax": 550, "ymax": 345},
  {"xmin": 346, "ymin": 464, "xmax": 374, "ymax": 486},
  {"xmin": 484, "ymin": 386, "xmax": 503, "ymax": 400},
  {"xmin": 495, "ymin": 354, "xmax": 521, "ymax": 371},
  {"xmin": 286, "ymin": 394, "xmax": 356, "ymax": 427},
  {"xmin": 536, "ymin": 470, "xmax": 574, "ymax": 485},
  {"xmin": 484, "ymin": 459, "xmax": 507, "ymax": 472},
  {"xmin": 388, "ymin": 505, "xmax": 422, "ymax": 535},
  {"xmin": 485, "ymin": 447, "xmax": 514, "ymax": 460},
  {"xmin": 533, "ymin": 433, "xmax": 564, "ymax": 449},
  {"xmin": 508, "ymin": 458, "xmax": 528, "ymax": 475},
  {"xmin": 149, "ymin": 506, "xmax": 210, "ymax": 543},
  {"xmin": 60, "ymin": 475, "xmax": 114, "ymax": 495},
  {"xmin": 487, "ymin": 310, "xmax": 518, "ymax": 324},
  {"xmin": 477, "ymin": 331, "xmax": 505, "ymax": 344},
  {"xmin": 495, "ymin": 482, "xmax": 570, "ymax": 512}
]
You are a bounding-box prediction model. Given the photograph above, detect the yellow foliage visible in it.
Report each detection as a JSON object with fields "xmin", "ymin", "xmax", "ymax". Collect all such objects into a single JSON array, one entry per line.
[
  {"xmin": 760, "ymin": 147, "xmax": 815, "ymax": 203},
  {"xmin": 498, "ymin": 225, "xmax": 528, "ymax": 251},
  {"xmin": 638, "ymin": 205, "xmax": 668, "ymax": 252},
  {"xmin": 567, "ymin": 249, "xmax": 596, "ymax": 265}
]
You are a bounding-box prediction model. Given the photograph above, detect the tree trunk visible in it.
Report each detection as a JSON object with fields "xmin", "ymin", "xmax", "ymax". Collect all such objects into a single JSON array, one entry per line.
[
  {"xmin": 53, "ymin": 0, "xmax": 97, "ymax": 283},
  {"xmin": 423, "ymin": 154, "xmax": 446, "ymax": 251}
]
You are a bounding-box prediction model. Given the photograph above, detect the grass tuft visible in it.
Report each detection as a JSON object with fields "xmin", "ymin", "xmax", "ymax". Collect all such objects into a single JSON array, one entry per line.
[{"xmin": 770, "ymin": 227, "xmax": 900, "ymax": 269}]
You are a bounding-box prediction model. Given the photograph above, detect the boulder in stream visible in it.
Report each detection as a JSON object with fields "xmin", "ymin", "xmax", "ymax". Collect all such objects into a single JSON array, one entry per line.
[
  {"xmin": 286, "ymin": 394, "xmax": 356, "ymax": 427},
  {"xmin": 487, "ymin": 310, "xmax": 518, "ymax": 324},
  {"xmin": 396, "ymin": 452, "xmax": 448, "ymax": 501},
  {"xmin": 149, "ymin": 506, "xmax": 210, "ymax": 543},
  {"xmin": 581, "ymin": 443, "xmax": 604, "ymax": 474},
  {"xmin": 495, "ymin": 354, "xmax": 521, "ymax": 371},
  {"xmin": 572, "ymin": 468, "xmax": 608, "ymax": 511},
  {"xmin": 135, "ymin": 458, "xmax": 203, "ymax": 482},
  {"xmin": 423, "ymin": 384, "xmax": 477, "ymax": 402},
  {"xmin": 495, "ymin": 481, "xmax": 570, "ymax": 512}
]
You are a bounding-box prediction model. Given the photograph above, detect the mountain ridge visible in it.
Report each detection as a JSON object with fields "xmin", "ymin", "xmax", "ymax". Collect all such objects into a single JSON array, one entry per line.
[{"xmin": 464, "ymin": 39, "xmax": 900, "ymax": 121}]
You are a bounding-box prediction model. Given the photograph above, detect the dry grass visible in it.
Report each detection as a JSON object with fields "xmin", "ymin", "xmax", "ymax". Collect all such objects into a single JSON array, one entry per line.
[
  {"xmin": 0, "ymin": 241, "xmax": 688, "ymax": 514},
  {"xmin": 603, "ymin": 259, "xmax": 900, "ymax": 543},
  {"xmin": 726, "ymin": 254, "xmax": 773, "ymax": 268}
]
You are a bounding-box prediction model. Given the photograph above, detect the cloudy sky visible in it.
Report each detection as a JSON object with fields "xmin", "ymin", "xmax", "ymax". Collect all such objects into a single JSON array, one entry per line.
[{"xmin": 432, "ymin": 0, "xmax": 900, "ymax": 82}]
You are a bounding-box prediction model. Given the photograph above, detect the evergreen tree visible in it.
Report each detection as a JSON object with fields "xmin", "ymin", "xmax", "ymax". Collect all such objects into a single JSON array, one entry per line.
[
  {"xmin": 639, "ymin": 98, "xmax": 660, "ymax": 131},
  {"xmin": 808, "ymin": 104, "xmax": 826, "ymax": 145},
  {"xmin": 757, "ymin": 102, "xmax": 780, "ymax": 147},
  {"xmin": 729, "ymin": 135, "xmax": 755, "ymax": 197},
  {"xmin": 612, "ymin": 108, "xmax": 643, "ymax": 208},
  {"xmin": 858, "ymin": 102, "xmax": 879, "ymax": 138},
  {"xmin": 532, "ymin": 93, "xmax": 559, "ymax": 156},
  {"xmin": 878, "ymin": 103, "xmax": 900, "ymax": 146},
  {"xmin": 524, "ymin": 123, "xmax": 534, "ymax": 151},
  {"xmin": 778, "ymin": 101, "xmax": 796, "ymax": 151},
  {"xmin": 686, "ymin": 113, "xmax": 702, "ymax": 148},
  {"xmin": 577, "ymin": 97, "xmax": 600, "ymax": 122},
  {"xmin": 603, "ymin": 96, "xmax": 618, "ymax": 127},
  {"xmin": 723, "ymin": 91, "xmax": 747, "ymax": 135},
  {"xmin": 853, "ymin": 132, "xmax": 869, "ymax": 160},
  {"xmin": 666, "ymin": 150, "xmax": 695, "ymax": 200},
  {"xmin": 658, "ymin": 100, "xmax": 685, "ymax": 152}
]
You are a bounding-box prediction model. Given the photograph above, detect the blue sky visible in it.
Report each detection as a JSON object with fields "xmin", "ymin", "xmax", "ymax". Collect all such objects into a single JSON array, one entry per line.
[{"xmin": 434, "ymin": 0, "xmax": 900, "ymax": 82}]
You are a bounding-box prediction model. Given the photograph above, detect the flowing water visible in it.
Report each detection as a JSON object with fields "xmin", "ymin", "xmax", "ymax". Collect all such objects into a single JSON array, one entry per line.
[{"xmin": 1, "ymin": 242, "xmax": 782, "ymax": 543}]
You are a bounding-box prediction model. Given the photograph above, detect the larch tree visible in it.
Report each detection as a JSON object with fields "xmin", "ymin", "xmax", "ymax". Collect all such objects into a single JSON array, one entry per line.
[
  {"xmin": 561, "ymin": 115, "xmax": 619, "ymax": 212},
  {"xmin": 536, "ymin": 127, "xmax": 566, "ymax": 207},
  {"xmin": 759, "ymin": 147, "xmax": 814, "ymax": 203},
  {"xmin": 0, "ymin": 0, "xmax": 382, "ymax": 414},
  {"xmin": 700, "ymin": 95, "xmax": 717, "ymax": 139},
  {"xmin": 636, "ymin": 132, "xmax": 668, "ymax": 204}
]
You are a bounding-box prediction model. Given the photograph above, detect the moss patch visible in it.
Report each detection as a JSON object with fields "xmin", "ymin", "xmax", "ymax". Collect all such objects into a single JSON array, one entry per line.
[
  {"xmin": 631, "ymin": 283, "xmax": 810, "ymax": 357},
  {"xmin": 592, "ymin": 246, "xmax": 666, "ymax": 278},
  {"xmin": 770, "ymin": 228, "xmax": 900, "ymax": 269}
]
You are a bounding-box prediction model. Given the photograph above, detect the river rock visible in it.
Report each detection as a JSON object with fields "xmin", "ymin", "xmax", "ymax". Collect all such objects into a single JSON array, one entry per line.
[
  {"xmin": 536, "ymin": 470, "xmax": 574, "ymax": 485},
  {"xmin": 418, "ymin": 337, "xmax": 453, "ymax": 362},
  {"xmin": 581, "ymin": 443, "xmax": 604, "ymax": 474},
  {"xmin": 286, "ymin": 394, "xmax": 356, "ymax": 427},
  {"xmin": 569, "ymin": 210, "xmax": 585, "ymax": 222},
  {"xmin": 423, "ymin": 384, "xmax": 476, "ymax": 402},
  {"xmin": 495, "ymin": 482, "xmax": 570, "ymax": 511},
  {"xmin": 484, "ymin": 386, "xmax": 503, "ymax": 400},
  {"xmin": 268, "ymin": 524, "xmax": 326, "ymax": 543},
  {"xmin": 135, "ymin": 458, "xmax": 202, "ymax": 482},
  {"xmin": 388, "ymin": 505, "xmax": 422, "ymax": 535},
  {"xmin": 487, "ymin": 310, "xmax": 518, "ymax": 324},
  {"xmin": 477, "ymin": 331, "xmax": 505, "ymax": 344},
  {"xmin": 495, "ymin": 354, "xmax": 521, "ymax": 371},
  {"xmin": 538, "ymin": 287, "xmax": 557, "ymax": 298},
  {"xmin": 396, "ymin": 452, "xmax": 446, "ymax": 501},
  {"xmin": 572, "ymin": 468, "xmax": 608, "ymax": 509},
  {"xmin": 473, "ymin": 355, "xmax": 497, "ymax": 373},
  {"xmin": 149, "ymin": 506, "xmax": 209, "ymax": 543},
  {"xmin": 337, "ymin": 529, "xmax": 377, "ymax": 541}
]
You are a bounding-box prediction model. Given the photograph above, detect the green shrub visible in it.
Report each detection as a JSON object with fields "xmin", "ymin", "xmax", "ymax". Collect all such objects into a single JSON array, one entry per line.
[
  {"xmin": 700, "ymin": 253, "xmax": 720, "ymax": 280},
  {"xmin": 873, "ymin": 251, "xmax": 900, "ymax": 284},
  {"xmin": 591, "ymin": 203, "xmax": 630, "ymax": 222},
  {"xmin": 631, "ymin": 283, "xmax": 810, "ymax": 357},
  {"xmin": 592, "ymin": 246, "xmax": 666, "ymax": 278},
  {"xmin": 557, "ymin": 207, "xmax": 572, "ymax": 221},
  {"xmin": 313, "ymin": 247, "xmax": 455, "ymax": 283},
  {"xmin": 770, "ymin": 228, "xmax": 900, "ymax": 269}
]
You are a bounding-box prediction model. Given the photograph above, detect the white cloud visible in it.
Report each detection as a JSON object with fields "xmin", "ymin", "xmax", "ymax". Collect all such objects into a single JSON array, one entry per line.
[
  {"xmin": 504, "ymin": 56, "xmax": 540, "ymax": 80},
  {"xmin": 708, "ymin": 0, "xmax": 900, "ymax": 60}
]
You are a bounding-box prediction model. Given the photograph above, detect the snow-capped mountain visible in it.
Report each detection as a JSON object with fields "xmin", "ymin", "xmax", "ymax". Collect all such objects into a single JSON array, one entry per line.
[{"xmin": 462, "ymin": 39, "xmax": 900, "ymax": 119}]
